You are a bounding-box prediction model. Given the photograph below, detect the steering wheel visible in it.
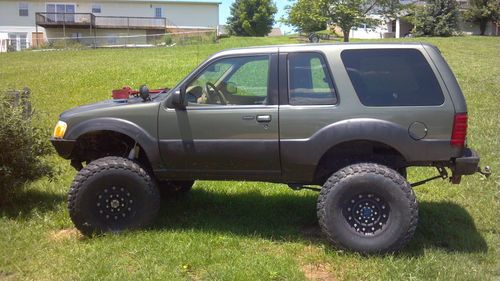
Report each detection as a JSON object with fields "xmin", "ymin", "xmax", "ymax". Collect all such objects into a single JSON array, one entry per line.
[{"xmin": 205, "ymin": 82, "xmax": 227, "ymax": 105}]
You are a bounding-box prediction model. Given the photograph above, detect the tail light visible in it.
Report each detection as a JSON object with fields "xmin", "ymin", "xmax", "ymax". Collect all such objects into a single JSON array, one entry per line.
[{"xmin": 451, "ymin": 113, "xmax": 468, "ymax": 148}]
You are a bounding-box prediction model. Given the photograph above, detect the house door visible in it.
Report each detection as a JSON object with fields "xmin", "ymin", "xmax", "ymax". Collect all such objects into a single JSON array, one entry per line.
[{"xmin": 8, "ymin": 33, "xmax": 28, "ymax": 51}]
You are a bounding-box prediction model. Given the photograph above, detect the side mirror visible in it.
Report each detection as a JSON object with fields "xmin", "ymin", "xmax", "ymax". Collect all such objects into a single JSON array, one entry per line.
[
  {"xmin": 166, "ymin": 86, "xmax": 187, "ymax": 109},
  {"xmin": 139, "ymin": 85, "xmax": 150, "ymax": 101}
]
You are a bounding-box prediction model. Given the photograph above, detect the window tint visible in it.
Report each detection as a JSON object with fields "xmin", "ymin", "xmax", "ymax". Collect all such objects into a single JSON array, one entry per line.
[
  {"xmin": 226, "ymin": 58, "xmax": 269, "ymax": 97},
  {"xmin": 341, "ymin": 49, "xmax": 444, "ymax": 106},
  {"xmin": 186, "ymin": 56, "xmax": 270, "ymax": 106},
  {"xmin": 19, "ymin": 3, "xmax": 28, "ymax": 16},
  {"xmin": 288, "ymin": 53, "xmax": 337, "ymax": 105}
]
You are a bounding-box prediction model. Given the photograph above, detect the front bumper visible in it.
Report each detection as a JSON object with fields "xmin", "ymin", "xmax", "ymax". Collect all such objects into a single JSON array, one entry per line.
[{"xmin": 50, "ymin": 138, "xmax": 75, "ymax": 159}]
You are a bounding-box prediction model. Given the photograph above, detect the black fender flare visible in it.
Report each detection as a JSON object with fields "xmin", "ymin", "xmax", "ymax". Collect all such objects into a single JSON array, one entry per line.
[
  {"xmin": 281, "ymin": 118, "xmax": 456, "ymax": 181},
  {"xmin": 65, "ymin": 117, "xmax": 161, "ymax": 168},
  {"xmin": 309, "ymin": 118, "xmax": 412, "ymax": 160}
]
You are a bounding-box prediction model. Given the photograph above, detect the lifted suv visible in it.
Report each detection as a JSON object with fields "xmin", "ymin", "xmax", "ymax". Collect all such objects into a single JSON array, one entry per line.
[{"xmin": 52, "ymin": 43, "xmax": 489, "ymax": 253}]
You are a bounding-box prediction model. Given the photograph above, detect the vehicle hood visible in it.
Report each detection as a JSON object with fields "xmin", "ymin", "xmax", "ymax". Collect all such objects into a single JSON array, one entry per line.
[{"xmin": 59, "ymin": 95, "xmax": 165, "ymax": 121}]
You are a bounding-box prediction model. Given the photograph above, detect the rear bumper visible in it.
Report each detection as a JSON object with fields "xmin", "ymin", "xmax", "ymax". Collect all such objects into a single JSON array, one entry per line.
[
  {"xmin": 452, "ymin": 148, "xmax": 479, "ymax": 176},
  {"xmin": 50, "ymin": 138, "xmax": 75, "ymax": 159}
]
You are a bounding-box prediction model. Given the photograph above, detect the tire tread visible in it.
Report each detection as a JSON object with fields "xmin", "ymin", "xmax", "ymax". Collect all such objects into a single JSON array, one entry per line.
[{"xmin": 317, "ymin": 163, "xmax": 418, "ymax": 253}]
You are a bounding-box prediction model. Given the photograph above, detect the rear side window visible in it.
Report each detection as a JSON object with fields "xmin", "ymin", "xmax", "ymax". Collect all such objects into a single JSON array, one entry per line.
[
  {"xmin": 341, "ymin": 49, "xmax": 444, "ymax": 106},
  {"xmin": 288, "ymin": 52, "xmax": 337, "ymax": 105}
]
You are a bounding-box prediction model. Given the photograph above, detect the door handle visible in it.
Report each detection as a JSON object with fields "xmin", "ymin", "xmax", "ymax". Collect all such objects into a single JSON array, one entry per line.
[{"xmin": 256, "ymin": 115, "xmax": 272, "ymax": 123}]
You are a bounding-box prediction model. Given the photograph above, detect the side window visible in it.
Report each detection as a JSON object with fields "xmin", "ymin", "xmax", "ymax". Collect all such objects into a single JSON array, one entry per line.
[
  {"xmin": 225, "ymin": 58, "xmax": 269, "ymax": 98},
  {"xmin": 288, "ymin": 52, "xmax": 337, "ymax": 105},
  {"xmin": 186, "ymin": 56, "xmax": 270, "ymax": 106},
  {"xmin": 341, "ymin": 49, "xmax": 444, "ymax": 106}
]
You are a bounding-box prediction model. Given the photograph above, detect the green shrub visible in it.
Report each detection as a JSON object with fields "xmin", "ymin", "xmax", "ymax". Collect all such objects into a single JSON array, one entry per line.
[
  {"xmin": 0, "ymin": 92, "xmax": 53, "ymax": 203},
  {"xmin": 164, "ymin": 34, "xmax": 173, "ymax": 45}
]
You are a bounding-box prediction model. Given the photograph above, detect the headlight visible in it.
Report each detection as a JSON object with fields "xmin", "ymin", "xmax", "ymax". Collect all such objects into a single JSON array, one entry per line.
[{"xmin": 53, "ymin": 121, "xmax": 67, "ymax": 139}]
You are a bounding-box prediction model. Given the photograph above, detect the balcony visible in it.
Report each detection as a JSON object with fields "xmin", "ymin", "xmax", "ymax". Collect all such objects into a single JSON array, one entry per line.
[
  {"xmin": 36, "ymin": 13, "xmax": 167, "ymax": 30},
  {"xmin": 36, "ymin": 13, "xmax": 95, "ymax": 28}
]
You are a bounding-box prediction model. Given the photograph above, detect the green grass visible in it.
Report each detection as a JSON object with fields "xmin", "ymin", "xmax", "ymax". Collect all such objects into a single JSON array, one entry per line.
[{"xmin": 0, "ymin": 36, "xmax": 499, "ymax": 280}]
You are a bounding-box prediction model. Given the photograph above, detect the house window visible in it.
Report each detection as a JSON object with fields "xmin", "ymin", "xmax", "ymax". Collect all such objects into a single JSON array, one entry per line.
[
  {"xmin": 19, "ymin": 2, "xmax": 28, "ymax": 16},
  {"xmin": 46, "ymin": 4, "xmax": 75, "ymax": 22},
  {"xmin": 155, "ymin": 7, "xmax": 162, "ymax": 18},
  {"xmin": 92, "ymin": 4, "xmax": 101, "ymax": 13}
]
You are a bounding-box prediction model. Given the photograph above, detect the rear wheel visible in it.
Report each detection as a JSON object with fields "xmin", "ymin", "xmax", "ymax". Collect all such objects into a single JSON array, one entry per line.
[
  {"xmin": 317, "ymin": 163, "xmax": 418, "ymax": 253},
  {"xmin": 68, "ymin": 156, "xmax": 160, "ymax": 236}
]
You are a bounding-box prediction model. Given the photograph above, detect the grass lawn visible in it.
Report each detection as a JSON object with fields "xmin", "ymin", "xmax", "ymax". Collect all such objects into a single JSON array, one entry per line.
[{"xmin": 0, "ymin": 36, "xmax": 499, "ymax": 280}]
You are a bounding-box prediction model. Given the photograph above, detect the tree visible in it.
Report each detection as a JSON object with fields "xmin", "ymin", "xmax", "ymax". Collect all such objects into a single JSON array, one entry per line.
[
  {"xmin": 283, "ymin": 0, "xmax": 326, "ymax": 33},
  {"xmin": 412, "ymin": 0, "xmax": 460, "ymax": 36},
  {"xmin": 464, "ymin": 0, "xmax": 500, "ymax": 35},
  {"xmin": 284, "ymin": 0, "xmax": 401, "ymax": 42},
  {"xmin": 227, "ymin": 0, "xmax": 278, "ymax": 36}
]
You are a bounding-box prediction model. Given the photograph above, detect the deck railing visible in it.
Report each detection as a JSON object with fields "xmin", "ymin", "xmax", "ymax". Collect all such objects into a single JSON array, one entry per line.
[
  {"xmin": 35, "ymin": 12, "xmax": 95, "ymax": 26},
  {"xmin": 95, "ymin": 16, "xmax": 166, "ymax": 29},
  {"xmin": 36, "ymin": 13, "xmax": 166, "ymax": 29}
]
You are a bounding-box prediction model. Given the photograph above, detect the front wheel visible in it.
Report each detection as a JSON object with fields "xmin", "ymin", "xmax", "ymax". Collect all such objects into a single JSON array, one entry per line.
[
  {"xmin": 317, "ymin": 163, "xmax": 418, "ymax": 253},
  {"xmin": 68, "ymin": 156, "xmax": 160, "ymax": 236}
]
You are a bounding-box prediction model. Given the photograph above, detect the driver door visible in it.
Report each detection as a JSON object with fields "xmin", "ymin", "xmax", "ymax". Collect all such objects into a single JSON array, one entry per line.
[{"xmin": 158, "ymin": 53, "xmax": 280, "ymax": 180}]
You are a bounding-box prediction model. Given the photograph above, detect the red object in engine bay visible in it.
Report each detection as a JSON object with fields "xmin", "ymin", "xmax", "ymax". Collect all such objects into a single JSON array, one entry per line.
[{"xmin": 112, "ymin": 86, "xmax": 169, "ymax": 100}]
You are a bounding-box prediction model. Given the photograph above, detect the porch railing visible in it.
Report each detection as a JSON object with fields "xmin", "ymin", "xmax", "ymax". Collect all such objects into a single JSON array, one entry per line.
[
  {"xmin": 36, "ymin": 12, "xmax": 166, "ymax": 30},
  {"xmin": 35, "ymin": 12, "xmax": 95, "ymax": 26},
  {"xmin": 95, "ymin": 16, "xmax": 166, "ymax": 29}
]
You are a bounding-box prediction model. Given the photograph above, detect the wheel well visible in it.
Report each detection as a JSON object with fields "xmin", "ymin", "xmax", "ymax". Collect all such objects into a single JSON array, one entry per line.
[
  {"xmin": 71, "ymin": 131, "xmax": 151, "ymax": 171},
  {"xmin": 314, "ymin": 140, "xmax": 407, "ymax": 184}
]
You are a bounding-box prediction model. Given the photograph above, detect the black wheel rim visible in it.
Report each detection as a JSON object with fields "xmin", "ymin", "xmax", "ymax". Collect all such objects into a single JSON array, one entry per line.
[
  {"xmin": 97, "ymin": 186, "xmax": 134, "ymax": 222},
  {"xmin": 342, "ymin": 192, "xmax": 390, "ymax": 235}
]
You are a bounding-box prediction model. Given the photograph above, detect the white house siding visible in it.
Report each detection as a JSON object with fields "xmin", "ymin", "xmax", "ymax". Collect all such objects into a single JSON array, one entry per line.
[
  {"xmin": 64, "ymin": 1, "xmax": 219, "ymax": 28},
  {"xmin": 45, "ymin": 28, "xmax": 149, "ymax": 45},
  {"xmin": 0, "ymin": 1, "xmax": 45, "ymax": 50},
  {"xmin": 0, "ymin": 0, "xmax": 219, "ymax": 50}
]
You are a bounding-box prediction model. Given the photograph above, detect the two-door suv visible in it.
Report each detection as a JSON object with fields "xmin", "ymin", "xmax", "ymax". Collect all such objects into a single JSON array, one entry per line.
[{"xmin": 52, "ymin": 43, "xmax": 487, "ymax": 253}]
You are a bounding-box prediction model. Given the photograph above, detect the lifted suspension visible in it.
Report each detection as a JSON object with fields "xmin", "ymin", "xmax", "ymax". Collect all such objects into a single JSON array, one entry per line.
[{"xmin": 410, "ymin": 166, "xmax": 448, "ymax": 187}]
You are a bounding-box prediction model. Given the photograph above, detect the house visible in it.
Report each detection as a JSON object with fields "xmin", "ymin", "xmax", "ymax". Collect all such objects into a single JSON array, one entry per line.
[
  {"xmin": 0, "ymin": 33, "xmax": 8, "ymax": 52},
  {"xmin": 0, "ymin": 0, "xmax": 220, "ymax": 51},
  {"xmin": 345, "ymin": 0, "xmax": 498, "ymax": 39},
  {"xmin": 267, "ymin": 28, "xmax": 282, "ymax": 37}
]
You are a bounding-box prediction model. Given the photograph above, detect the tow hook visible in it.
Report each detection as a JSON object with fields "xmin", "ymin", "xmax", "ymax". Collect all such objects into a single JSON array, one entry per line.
[{"xmin": 478, "ymin": 166, "xmax": 492, "ymax": 178}]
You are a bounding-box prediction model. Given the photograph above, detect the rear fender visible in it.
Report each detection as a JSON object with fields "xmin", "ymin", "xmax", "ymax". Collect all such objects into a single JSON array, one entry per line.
[{"xmin": 281, "ymin": 118, "xmax": 460, "ymax": 182}]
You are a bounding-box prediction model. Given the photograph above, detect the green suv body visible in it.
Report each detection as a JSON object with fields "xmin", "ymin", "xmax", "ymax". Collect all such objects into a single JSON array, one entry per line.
[{"xmin": 52, "ymin": 43, "xmax": 485, "ymax": 253}]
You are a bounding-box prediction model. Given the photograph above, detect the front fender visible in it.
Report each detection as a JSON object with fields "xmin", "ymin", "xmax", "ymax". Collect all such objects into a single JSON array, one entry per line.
[{"xmin": 64, "ymin": 117, "xmax": 161, "ymax": 168}]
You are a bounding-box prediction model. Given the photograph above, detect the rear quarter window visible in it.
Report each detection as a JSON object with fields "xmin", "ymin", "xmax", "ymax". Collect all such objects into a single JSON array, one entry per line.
[{"xmin": 341, "ymin": 49, "xmax": 444, "ymax": 106}]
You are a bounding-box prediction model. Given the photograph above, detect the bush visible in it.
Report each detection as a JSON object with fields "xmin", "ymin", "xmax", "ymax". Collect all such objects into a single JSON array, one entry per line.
[
  {"xmin": 0, "ymin": 91, "xmax": 53, "ymax": 203},
  {"xmin": 164, "ymin": 34, "xmax": 173, "ymax": 45}
]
